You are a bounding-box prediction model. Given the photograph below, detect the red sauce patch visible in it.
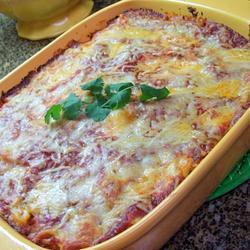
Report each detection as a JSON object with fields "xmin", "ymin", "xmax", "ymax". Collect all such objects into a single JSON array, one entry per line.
[{"xmin": 96, "ymin": 204, "xmax": 146, "ymax": 244}]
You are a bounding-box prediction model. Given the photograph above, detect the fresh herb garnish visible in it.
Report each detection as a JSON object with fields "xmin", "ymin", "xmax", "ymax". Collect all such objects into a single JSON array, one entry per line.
[
  {"xmin": 45, "ymin": 104, "xmax": 62, "ymax": 124},
  {"xmin": 104, "ymin": 82, "xmax": 133, "ymax": 110},
  {"xmin": 140, "ymin": 84, "xmax": 170, "ymax": 102},
  {"xmin": 44, "ymin": 93, "xmax": 82, "ymax": 124},
  {"xmin": 45, "ymin": 77, "xmax": 170, "ymax": 124},
  {"xmin": 105, "ymin": 82, "xmax": 133, "ymax": 97},
  {"xmin": 85, "ymin": 100, "xmax": 111, "ymax": 122},
  {"xmin": 62, "ymin": 93, "xmax": 82, "ymax": 120},
  {"xmin": 80, "ymin": 76, "xmax": 104, "ymax": 95}
]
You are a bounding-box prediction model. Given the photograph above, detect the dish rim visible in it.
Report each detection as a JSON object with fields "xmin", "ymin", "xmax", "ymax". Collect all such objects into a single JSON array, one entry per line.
[{"xmin": 0, "ymin": 1, "xmax": 249, "ymax": 249}]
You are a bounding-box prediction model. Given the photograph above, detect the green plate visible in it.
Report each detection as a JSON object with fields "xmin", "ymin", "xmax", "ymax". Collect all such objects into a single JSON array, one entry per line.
[{"xmin": 208, "ymin": 151, "xmax": 250, "ymax": 201}]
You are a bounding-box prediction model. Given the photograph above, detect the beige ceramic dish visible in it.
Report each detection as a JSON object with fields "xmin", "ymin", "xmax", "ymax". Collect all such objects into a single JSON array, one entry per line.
[{"xmin": 0, "ymin": 0, "xmax": 249, "ymax": 249}]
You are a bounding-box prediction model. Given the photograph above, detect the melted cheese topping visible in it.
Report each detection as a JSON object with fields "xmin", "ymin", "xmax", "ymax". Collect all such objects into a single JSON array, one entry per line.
[{"xmin": 0, "ymin": 9, "xmax": 249, "ymax": 250}]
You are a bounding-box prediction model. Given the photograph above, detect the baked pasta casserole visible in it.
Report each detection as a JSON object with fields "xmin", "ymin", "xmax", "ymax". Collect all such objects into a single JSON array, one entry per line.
[{"xmin": 0, "ymin": 9, "xmax": 249, "ymax": 250}]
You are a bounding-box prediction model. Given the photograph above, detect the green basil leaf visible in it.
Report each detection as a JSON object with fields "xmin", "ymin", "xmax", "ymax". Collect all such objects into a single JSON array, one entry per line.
[
  {"xmin": 62, "ymin": 93, "xmax": 82, "ymax": 120},
  {"xmin": 95, "ymin": 94, "xmax": 108, "ymax": 106},
  {"xmin": 140, "ymin": 84, "xmax": 170, "ymax": 102},
  {"xmin": 45, "ymin": 79, "xmax": 171, "ymax": 124},
  {"xmin": 44, "ymin": 104, "xmax": 63, "ymax": 124},
  {"xmin": 104, "ymin": 88, "xmax": 131, "ymax": 110},
  {"xmin": 85, "ymin": 101, "xmax": 111, "ymax": 122},
  {"xmin": 105, "ymin": 82, "xmax": 133, "ymax": 97},
  {"xmin": 81, "ymin": 77, "xmax": 104, "ymax": 95}
]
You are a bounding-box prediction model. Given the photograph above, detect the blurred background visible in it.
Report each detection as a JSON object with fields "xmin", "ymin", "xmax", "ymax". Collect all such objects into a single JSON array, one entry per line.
[{"xmin": 0, "ymin": 0, "xmax": 118, "ymax": 79}]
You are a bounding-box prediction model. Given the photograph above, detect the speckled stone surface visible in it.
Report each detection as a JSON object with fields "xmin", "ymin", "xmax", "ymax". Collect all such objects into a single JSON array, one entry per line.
[
  {"xmin": 0, "ymin": 16, "xmax": 53, "ymax": 79},
  {"xmin": 0, "ymin": 0, "xmax": 117, "ymax": 79},
  {"xmin": 163, "ymin": 181, "xmax": 249, "ymax": 250},
  {"xmin": 0, "ymin": 1, "xmax": 249, "ymax": 249}
]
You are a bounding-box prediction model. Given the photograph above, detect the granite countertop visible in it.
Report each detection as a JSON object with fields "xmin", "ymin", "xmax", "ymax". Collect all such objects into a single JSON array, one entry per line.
[{"xmin": 0, "ymin": 0, "xmax": 249, "ymax": 249}]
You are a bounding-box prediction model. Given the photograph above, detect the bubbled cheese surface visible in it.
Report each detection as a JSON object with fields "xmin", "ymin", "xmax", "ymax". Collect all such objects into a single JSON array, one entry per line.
[{"xmin": 0, "ymin": 9, "xmax": 249, "ymax": 250}]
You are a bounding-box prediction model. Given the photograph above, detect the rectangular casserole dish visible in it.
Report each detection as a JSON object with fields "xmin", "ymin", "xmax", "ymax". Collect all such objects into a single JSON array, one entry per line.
[{"xmin": 0, "ymin": 0, "xmax": 249, "ymax": 249}]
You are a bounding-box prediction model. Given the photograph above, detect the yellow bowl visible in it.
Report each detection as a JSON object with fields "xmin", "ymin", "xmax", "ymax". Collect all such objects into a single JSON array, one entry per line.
[{"xmin": 0, "ymin": 0, "xmax": 93, "ymax": 40}]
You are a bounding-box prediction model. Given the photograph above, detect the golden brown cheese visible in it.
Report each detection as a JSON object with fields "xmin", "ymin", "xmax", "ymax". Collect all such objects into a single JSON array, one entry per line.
[{"xmin": 0, "ymin": 9, "xmax": 249, "ymax": 250}]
